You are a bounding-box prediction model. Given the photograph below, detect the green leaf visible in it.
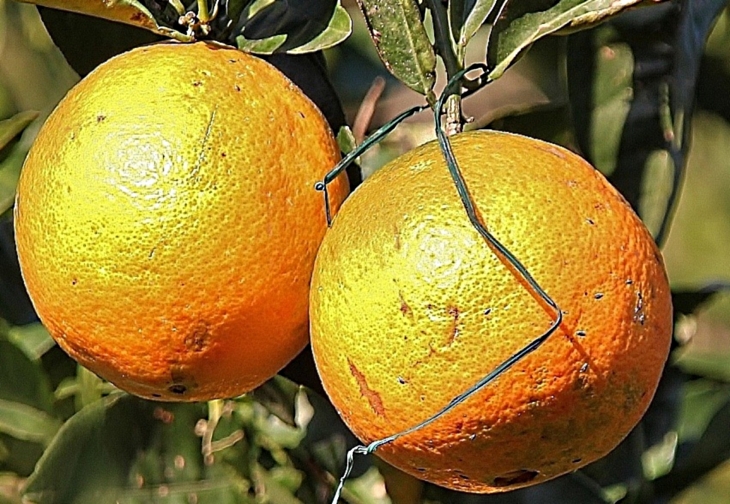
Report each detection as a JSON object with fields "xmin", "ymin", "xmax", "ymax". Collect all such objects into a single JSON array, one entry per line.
[
  {"xmin": 5, "ymin": 323, "xmax": 55, "ymax": 361},
  {"xmin": 487, "ymin": 0, "xmax": 658, "ymax": 80},
  {"xmin": 0, "ymin": 111, "xmax": 37, "ymax": 153},
  {"xmin": 568, "ymin": 0, "xmax": 726, "ymax": 244},
  {"xmin": 0, "ymin": 111, "xmax": 38, "ymax": 214},
  {"xmin": 15, "ymin": 0, "xmax": 187, "ymax": 39},
  {"xmin": 288, "ymin": 4, "xmax": 352, "ymax": 54},
  {"xmin": 654, "ymin": 393, "xmax": 730, "ymax": 500},
  {"xmin": 451, "ymin": 0, "xmax": 499, "ymax": 50},
  {"xmin": 336, "ymin": 125, "xmax": 358, "ymax": 155},
  {"xmin": 356, "ymin": 0, "xmax": 437, "ymax": 96},
  {"xmin": 0, "ymin": 338, "xmax": 54, "ymax": 412},
  {"xmin": 251, "ymin": 376, "xmax": 301, "ymax": 427},
  {"xmin": 674, "ymin": 351, "xmax": 730, "ymax": 383},
  {"xmin": 251, "ymin": 464, "xmax": 303, "ymax": 504},
  {"xmin": 236, "ymin": 33, "xmax": 289, "ymax": 54},
  {"xmin": 0, "ymin": 400, "xmax": 60, "ymax": 445},
  {"xmin": 234, "ymin": 0, "xmax": 352, "ymax": 55},
  {"xmin": 22, "ymin": 394, "xmax": 249, "ymax": 504},
  {"xmin": 672, "ymin": 283, "xmax": 730, "ymax": 319},
  {"xmin": 22, "ymin": 393, "xmax": 147, "ymax": 504},
  {"xmin": 38, "ymin": 6, "xmax": 164, "ymax": 78},
  {"xmin": 568, "ymin": 24, "xmax": 633, "ymax": 178}
]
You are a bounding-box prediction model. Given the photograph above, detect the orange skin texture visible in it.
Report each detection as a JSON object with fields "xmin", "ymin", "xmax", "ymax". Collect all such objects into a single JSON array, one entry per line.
[
  {"xmin": 14, "ymin": 41, "xmax": 348, "ymax": 402},
  {"xmin": 310, "ymin": 131, "xmax": 672, "ymax": 492}
]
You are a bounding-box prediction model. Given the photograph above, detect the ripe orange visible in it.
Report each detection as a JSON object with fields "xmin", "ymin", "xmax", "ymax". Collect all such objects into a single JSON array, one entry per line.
[
  {"xmin": 14, "ymin": 41, "xmax": 348, "ymax": 402},
  {"xmin": 310, "ymin": 130, "xmax": 672, "ymax": 492}
]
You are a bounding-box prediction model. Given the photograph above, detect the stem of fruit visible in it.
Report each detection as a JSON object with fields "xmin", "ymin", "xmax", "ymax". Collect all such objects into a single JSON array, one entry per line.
[
  {"xmin": 197, "ymin": 0, "xmax": 210, "ymax": 23},
  {"xmin": 426, "ymin": 0, "xmax": 464, "ymax": 135}
]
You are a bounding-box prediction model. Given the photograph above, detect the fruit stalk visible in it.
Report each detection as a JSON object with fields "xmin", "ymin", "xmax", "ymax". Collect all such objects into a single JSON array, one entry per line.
[
  {"xmin": 426, "ymin": 0, "xmax": 463, "ymax": 135},
  {"xmin": 197, "ymin": 0, "xmax": 211, "ymax": 23}
]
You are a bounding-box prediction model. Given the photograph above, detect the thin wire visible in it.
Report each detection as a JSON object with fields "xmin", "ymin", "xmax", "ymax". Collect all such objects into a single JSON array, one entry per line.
[
  {"xmin": 315, "ymin": 104, "xmax": 429, "ymax": 226},
  {"xmin": 328, "ymin": 64, "xmax": 563, "ymax": 503},
  {"xmin": 315, "ymin": 64, "xmax": 491, "ymax": 227}
]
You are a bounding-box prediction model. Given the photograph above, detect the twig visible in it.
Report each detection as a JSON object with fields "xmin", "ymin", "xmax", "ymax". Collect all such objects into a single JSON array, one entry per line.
[{"xmin": 352, "ymin": 76, "xmax": 386, "ymax": 144}]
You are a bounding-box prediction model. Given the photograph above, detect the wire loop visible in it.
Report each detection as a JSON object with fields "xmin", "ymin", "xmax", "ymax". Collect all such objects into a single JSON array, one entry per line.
[{"xmin": 322, "ymin": 64, "xmax": 563, "ymax": 503}]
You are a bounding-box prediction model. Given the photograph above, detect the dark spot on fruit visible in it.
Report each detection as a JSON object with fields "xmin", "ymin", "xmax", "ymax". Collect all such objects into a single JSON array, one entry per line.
[
  {"xmin": 447, "ymin": 305, "xmax": 461, "ymax": 343},
  {"xmin": 71, "ymin": 278, "xmax": 77, "ymax": 286},
  {"xmin": 348, "ymin": 358, "xmax": 385, "ymax": 416},
  {"xmin": 576, "ymin": 330, "xmax": 586, "ymax": 337},
  {"xmin": 416, "ymin": 467, "xmax": 426, "ymax": 472},
  {"xmin": 398, "ymin": 291, "xmax": 412, "ymax": 317},
  {"xmin": 626, "ymin": 279, "xmax": 633, "ymax": 285},
  {"xmin": 169, "ymin": 365, "xmax": 196, "ymax": 395},
  {"xmin": 572, "ymin": 458, "xmax": 582, "ymax": 464},
  {"xmin": 151, "ymin": 393, "xmax": 161, "ymax": 398},
  {"xmin": 492, "ymin": 469, "xmax": 539, "ymax": 487},
  {"xmin": 594, "ymin": 293, "xmax": 604, "ymax": 299},
  {"xmin": 234, "ymin": 84, "xmax": 241, "ymax": 92},
  {"xmin": 96, "ymin": 114, "xmax": 106, "ymax": 122},
  {"xmin": 298, "ymin": 111, "xmax": 305, "ymax": 118},
  {"xmin": 397, "ymin": 376, "xmax": 406, "ymax": 384},
  {"xmin": 193, "ymin": 81, "xmax": 202, "ymax": 87},
  {"xmin": 634, "ymin": 291, "xmax": 645, "ymax": 325},
  {"xmin": 586, "ymin": 218, "xmax": 595, "ymax": 225},
  {"xmin": 484, "ymin": 308, "xmax": 492, "ymax": 316},
  {"xmin": 169, "ymin": 384, "xmax": 187, "ymax": 395},
  {"xmin": 185, "ymin": 322, "xmax": 209, "ymax": 352},
  {"xmin": 221, "ymin": 152, "xmax": 227, "ymax": 157}
]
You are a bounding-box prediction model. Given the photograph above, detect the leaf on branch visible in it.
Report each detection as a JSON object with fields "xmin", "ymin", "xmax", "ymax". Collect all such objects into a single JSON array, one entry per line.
[
  {"xmin": 251, "ymin": 375, "xmax": 301, "ymax": 427},
  {"xmin": 451, "ymin": 0, "xmax": 499, "ymax": 51},
  {"xmin": 672, "ymin": 283, "xmax": 730, "ymax": 319},
  {"xmin": 22, "ymin": 394, "xmax": 243, "ymax": 504},
  {"xmin": 487, "ymin": 0, "xmax": 670, "ymax": 80},
  {"xmin": 15, "ymin": 0, "xmax": 185, "ymax": 38},
  {"xmin": 654, "ymin": 397, "xmax": 730, "ymax": 499},
  {"xmin": 0, "ymin": 399, "xmax": 60, "ymax": 445},
  {"xmin": 0, "ymin": 111, "xmax": 38, "ymax": 153},
  {"xmin": 356, "ymin": 0, "xmax": 437, "ymax": 96},
  {"xmin": 0, "ymin": 111, "xmax": 37, "ymax": 213},
  {"xmin": 0, "ymin": 338, "xmax": 54, "ymax": 413},
  {"xmin": 568, "ymin": 0, "xmax": 728, "ymax": 245},
  {"xmin": 6, "ymin": 323, "xmax": 55, "ymax": 361},
  {"xmin": 234, "ymin": 0, "xmax": 352, "ymax": 55}
]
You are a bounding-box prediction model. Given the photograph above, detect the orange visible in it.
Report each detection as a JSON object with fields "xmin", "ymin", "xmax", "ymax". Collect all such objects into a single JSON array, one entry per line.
[
  {"xmin": 14, "ymin": 41, "xmax": 348, "ymax": 402},
  {"xmin": 310, "ymin": 130, "xmax": 672, "ymax": 492}
]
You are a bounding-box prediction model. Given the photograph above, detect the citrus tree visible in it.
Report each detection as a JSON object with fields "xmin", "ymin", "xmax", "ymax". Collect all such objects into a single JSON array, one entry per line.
[{"xmin": 2, "ymin": 0, "xmax": 730, "ymax": 503}]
